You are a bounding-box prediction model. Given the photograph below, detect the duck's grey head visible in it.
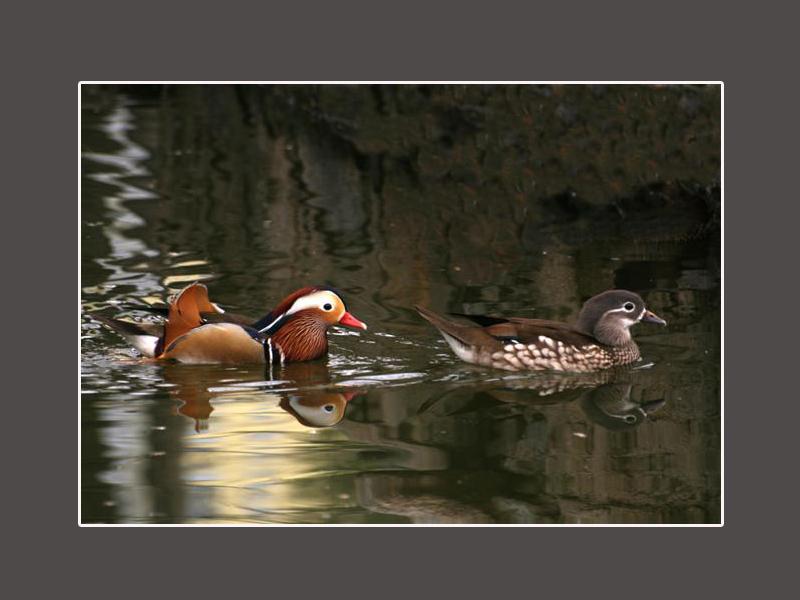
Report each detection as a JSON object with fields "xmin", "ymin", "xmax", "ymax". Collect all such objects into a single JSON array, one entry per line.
[{"xmin": 576, "ymin": 290, "xmax": 666, "ymax": 346}]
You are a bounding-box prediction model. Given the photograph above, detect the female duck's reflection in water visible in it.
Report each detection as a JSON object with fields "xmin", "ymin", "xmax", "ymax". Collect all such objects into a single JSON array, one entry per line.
[
  {"xmin": 160, "ymin": 357, "xmax": 664, "ymax": 433},
  {"xmin": 417, "ymin": 367, "xmax": 666, "ymax": 431}
]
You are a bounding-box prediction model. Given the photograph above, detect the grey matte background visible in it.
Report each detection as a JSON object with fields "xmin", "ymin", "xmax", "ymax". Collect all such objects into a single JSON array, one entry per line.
[{"xmin": 5, "ymin": 0, "xmax": 797, "ymax": 596}]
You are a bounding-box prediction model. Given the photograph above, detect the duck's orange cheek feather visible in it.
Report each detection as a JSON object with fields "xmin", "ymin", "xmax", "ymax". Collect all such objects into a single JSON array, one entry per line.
[{"xmin": 159, "ymin": 324, "xmax": 266, "ymax": 365}]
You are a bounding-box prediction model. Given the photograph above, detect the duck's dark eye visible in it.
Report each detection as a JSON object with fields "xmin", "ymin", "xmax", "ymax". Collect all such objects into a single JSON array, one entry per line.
[
  {"xmin": 623, "ymin": 302, "xmax": 635, "ymax": 312},
  {"xmin": 323, "ymin": 303, "xmax": 333, "ymax": 311},
  {"xmin": 323, "ymin": 404, "xmax": 334, "ymax": 413}
]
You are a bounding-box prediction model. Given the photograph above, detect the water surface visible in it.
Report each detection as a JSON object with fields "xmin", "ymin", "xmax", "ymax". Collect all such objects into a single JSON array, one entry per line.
[{"xmin": 81, "ymin": 85, "xmax": 721, "ymax": 524}]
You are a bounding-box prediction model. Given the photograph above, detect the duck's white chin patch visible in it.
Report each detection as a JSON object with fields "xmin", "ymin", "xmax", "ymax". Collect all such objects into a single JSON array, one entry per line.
[{"xmin": 440, "ymin": 332, "xmax": 477, "ymax": 363}]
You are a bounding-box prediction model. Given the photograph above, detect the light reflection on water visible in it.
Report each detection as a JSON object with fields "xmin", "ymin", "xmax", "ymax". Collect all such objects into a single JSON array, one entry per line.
[{"xmin": 81, "ymin": 87, "xmax": 720, "ymax": 524}]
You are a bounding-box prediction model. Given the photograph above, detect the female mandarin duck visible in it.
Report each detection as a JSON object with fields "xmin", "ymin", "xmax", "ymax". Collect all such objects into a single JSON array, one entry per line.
[
  {"xmin": 96, "ymin": 282, "xmax": 367, "ymax": 364},
  {"xmin": 416, "ymin": 290, "xmax": 666, "ymax": 373}
]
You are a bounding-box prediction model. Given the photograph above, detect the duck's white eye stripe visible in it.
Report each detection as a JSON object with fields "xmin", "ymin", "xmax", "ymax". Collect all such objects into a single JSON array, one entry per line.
[{"xmin": 286, "ymin": 291, "xmax": 341, "ymax": 315}]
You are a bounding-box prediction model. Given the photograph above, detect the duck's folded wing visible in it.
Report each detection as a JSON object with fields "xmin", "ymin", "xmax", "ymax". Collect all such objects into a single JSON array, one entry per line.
[
  {"xmin": 453, "ymin": 313, "xmax": 598, "ymax": 347},
  {"xmin": 452, "ymin": 313, "xmax": 567, "ymax": 330},
  {"xmin": 448, "ymin": 312, "xmax": 509, "ymax": 327},
  {"xmin": 160, "ymin": 323, "xmax": 266, "ymax": 364},
  {"xmin": 484, "ymin": 319, "xmax": 599, "ymax": 348},
  {"xmin": 199, "ymin": 311, "xmax": 254, "ymax": 326},
  {"xmin": 420, "ymin": 306, "xmax": 600, "ymax": 350}
]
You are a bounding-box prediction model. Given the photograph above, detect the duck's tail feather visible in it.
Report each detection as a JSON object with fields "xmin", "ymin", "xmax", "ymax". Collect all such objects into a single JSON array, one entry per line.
[
  {"xmin": 92, "ymin": 315, "xmax": 163, "ymax": 357},
  {"xmin": 415, "ymin": 305, "xmax": 485, "ymax": 347}
]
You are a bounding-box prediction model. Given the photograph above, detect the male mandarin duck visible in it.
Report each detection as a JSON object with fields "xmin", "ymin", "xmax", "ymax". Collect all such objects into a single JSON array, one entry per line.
[
  {"xmin": 416, "ymin": 290, "xmax": 666, "ymax": 373},
  {"xmin": 95, "ymin": 282, "xmax": 367, "ymax": 364},
  {"xmin": 279, "ymin": 390, "xmax": 359, "ymax": 428}
]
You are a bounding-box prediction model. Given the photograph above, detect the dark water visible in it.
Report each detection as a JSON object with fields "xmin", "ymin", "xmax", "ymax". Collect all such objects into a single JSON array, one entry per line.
[{"xmin": 81, "ymin": 85, "xmax": 721, "ymax": 524}]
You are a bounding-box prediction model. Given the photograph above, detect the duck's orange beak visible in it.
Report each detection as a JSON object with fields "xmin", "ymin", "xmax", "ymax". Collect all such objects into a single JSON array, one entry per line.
[{"xmin": 339, "ymin": 311, "xmax": 368, "ymax": 330}]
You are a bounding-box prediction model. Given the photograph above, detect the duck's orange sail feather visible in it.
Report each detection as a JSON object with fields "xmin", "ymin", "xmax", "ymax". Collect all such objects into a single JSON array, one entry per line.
[{"xmin": 161, "ymin": 283, "xmax": 218, "ymax": 352}]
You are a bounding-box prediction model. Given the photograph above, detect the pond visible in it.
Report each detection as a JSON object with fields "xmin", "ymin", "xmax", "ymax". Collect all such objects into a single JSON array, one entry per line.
[{"xmin": 80, "ymin": 84, "xmax": 721, "ymax": 524}]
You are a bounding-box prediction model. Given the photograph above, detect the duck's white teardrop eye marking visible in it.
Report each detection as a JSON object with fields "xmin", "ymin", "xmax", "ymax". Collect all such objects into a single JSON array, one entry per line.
[
  {"xmin": 285, "ymin": 290, "xmax": 343, "ymax": 316},
  {"xmin": 623, "ymin": 302, "xmax": 636, "ymax": 312}
]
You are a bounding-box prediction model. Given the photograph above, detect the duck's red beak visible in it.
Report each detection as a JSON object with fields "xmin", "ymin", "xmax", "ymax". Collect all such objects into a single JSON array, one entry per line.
[
  {"xmin": 342, "ymin": 390, "xmax": 361, "ymax": 402},
  {"xmin": 339, "ymin": 311, "xmax": 368, "ymax": 330}
]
